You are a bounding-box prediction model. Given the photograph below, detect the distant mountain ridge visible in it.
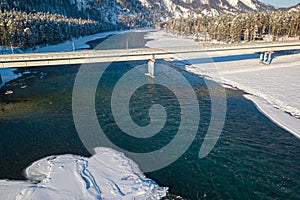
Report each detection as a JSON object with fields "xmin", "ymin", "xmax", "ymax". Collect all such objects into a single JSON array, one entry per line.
[
  {"xmin": 287, "ymin": 3, "xmax": 300, "ymax": 11},
  {"xmin": 138, "ymin": 0, "xmax": 277, "ymax": 17},
  {"xmin": 3, "ymin": 0, "xmax": 278, "ymax": 27}
]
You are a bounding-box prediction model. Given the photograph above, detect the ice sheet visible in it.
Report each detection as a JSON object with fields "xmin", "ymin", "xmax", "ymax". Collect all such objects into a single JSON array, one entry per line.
[{"xmin": 0, "ymin": 147, "xmax": 167, "ymax": 200}]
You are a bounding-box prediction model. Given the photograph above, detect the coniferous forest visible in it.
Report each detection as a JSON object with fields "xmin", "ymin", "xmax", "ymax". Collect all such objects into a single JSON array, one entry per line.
[
  {"xmin": 159, "ymin": 10, "xmax": 300, "ymax": 43},
  {"xmin": 0, "ymin": 10, "xmax": 116, "ymax": 48},
  {"xmin": 0, "ymin": 0, "xmax": 299, "ymax": 49},
  {"xmin": 0, "ymin": 0, "xmax": 149, "ymax": 49}
]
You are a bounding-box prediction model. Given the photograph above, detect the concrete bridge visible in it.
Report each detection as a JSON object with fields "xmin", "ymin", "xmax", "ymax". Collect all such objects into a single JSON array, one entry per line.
[{"xmin": 0, "ymin": 41, "xmax": 300, "ymax": 68}]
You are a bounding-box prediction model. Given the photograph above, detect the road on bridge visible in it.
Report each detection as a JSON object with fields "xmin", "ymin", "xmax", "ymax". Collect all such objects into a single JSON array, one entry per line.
[{"xmin": 0, "ymin": 41, "xmax": 300, "ymax": 68}]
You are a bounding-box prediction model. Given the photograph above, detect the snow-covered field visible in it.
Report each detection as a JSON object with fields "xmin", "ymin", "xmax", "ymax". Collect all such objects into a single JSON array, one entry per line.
[
  {"xmin": 0, "ymin": 147, "xmax": 167, "ymax": 199},
  {"xmin": 145, "ymin": 31, "xmax": 300, "ymax": 139}
]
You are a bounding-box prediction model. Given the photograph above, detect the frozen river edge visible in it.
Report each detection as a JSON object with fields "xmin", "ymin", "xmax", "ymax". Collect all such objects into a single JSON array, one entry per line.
[
  {"xmin": 145, "ymin": 31, "xmax": 300, "ymax": 139},
  {"xmin": 1, "ymin": 29, "xmax": 299, "ymax": 199}
]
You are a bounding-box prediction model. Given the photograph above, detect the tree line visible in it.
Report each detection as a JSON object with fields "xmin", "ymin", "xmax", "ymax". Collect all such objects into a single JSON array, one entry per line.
[
  {"xmin": 0, "ymin": 0, "xmax": 151, "ymax": 49},
  {"xmin": 0, "ymin": 9, "xmax": 118, "ymax": 48},
  {"xmin": 159, "ymin": 10, "xmax": 300, "ymax": 43}
]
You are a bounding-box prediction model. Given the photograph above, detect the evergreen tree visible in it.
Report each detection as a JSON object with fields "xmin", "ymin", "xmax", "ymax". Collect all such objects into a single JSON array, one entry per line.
[{"xmin": 161, "ymin": 9, "xmax": 300, "ymax": 43}]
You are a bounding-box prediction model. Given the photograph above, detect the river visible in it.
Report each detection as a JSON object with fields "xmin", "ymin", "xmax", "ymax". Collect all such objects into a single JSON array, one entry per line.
[{"xmin": 0, "ymin": 31, "xmax": 299, "ymax": 199}]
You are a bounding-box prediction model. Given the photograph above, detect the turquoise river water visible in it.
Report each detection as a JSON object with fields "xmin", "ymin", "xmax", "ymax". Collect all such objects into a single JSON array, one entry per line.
[{"xmin": 0, "ymin": 32, "xmax": 299, "ymax": 199}]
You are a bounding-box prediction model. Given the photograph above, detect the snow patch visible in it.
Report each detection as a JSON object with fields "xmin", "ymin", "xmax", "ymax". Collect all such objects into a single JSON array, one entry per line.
[
  {"xmin": 227, "ymin": 0, "xmax": 239, "ymax": 7},
  {"xmin": 138, "ymin": 0, "xmax": 151, "ymax": 8},
  {"xmin": 145, "ymin": 31, "xmax": 196, "ymax": 48},
  {"xmin": 245, "ymin": 95, "xmax": 300, "ymax": 139},
  {"xmin": 227, "ymin": 0, "xmax": 257, "ymax": 10},
  {"xmin": 0, "ymin": 68, "xmax": 22, "ymax": 89},
  {"xmin": 241, "ymin": 0, "xmax": 257, "ymax": 10}
]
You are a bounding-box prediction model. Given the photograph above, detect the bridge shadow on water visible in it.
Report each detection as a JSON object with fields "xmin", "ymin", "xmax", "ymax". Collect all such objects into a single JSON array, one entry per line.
[
  {"xmin": 191, "ymin": 53, "xmax": 258, "ymax": 64},
  {"xmin": 181, "ymin": 50, "xmax": 300, "ymax": 65}
]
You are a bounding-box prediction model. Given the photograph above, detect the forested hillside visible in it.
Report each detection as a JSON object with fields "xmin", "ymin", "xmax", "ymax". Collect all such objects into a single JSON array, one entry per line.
[
  {"xmin": 160, "ymin": 10, "xmax": 300, "ymax": 43},
  {"xmin": 0, "ymin": 0, "xmax": 296, "ymax": 49},
  {"xmin": 0, "ymin": 0, "xmax": 152, "ymax": 49},
  {"xmin": 0, "ymin": 10, "xmax": 113, "ymax": 48},
  {"xmin": 1, "ymin": 0, "xmax": 152, "ymax": 27}
]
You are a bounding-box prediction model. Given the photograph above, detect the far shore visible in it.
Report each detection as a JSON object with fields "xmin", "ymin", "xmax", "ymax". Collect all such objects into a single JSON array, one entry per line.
[{"xmin": 145, "ymin": 31, "xmax": 300, "ymax": 139}]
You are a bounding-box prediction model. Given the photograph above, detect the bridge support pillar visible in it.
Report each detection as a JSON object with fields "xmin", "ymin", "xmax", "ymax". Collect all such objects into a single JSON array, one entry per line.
[
  {"xmin": 260, "ymin": 53, "xmax": 264, "ymax": 61},
  {"xmin": 147, "ymin": 58, "xmax": 155, "ymax": 78},
  {"xmin": 72, "ymin": 38, "xmax": 75, "ymax": 51},
  {"xmin": 260, "ymin": 51, "xmax": 274, "ymax": 65},
  {"xmin": 263, "ymin": 52, "xmax": 268, "ymax": 62},
  {"xmin": 267, "ymin": 53, "xmax": 272, "ymax": 65},
  {"xmin": 0, "ymin": 71, "xmax": 3, "ymax": 88}
]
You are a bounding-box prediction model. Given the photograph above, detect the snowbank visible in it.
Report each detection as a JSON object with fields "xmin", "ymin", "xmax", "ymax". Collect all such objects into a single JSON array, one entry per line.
[
  {"xmin": 0, "ymin": 147, "xmax": 168, "ymax": 200},
  {"xmin": 245, "ymin": 95, "xmax": 300, "ymax": 139},
  {"xmin": 145, "ymin": 31, "xmax": 300, "ymax": 138},
  {"xmin": 145, "ymin": 32, "xmax": 196, "ymax": 47},
  {"xmin": 0, "ymin": 68, "xmax": 22, "ymax": 89}
]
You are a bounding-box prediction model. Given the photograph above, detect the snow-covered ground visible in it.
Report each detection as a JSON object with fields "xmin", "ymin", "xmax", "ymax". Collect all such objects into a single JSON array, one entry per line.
[
  {"xmin": 145, "ymin": 31, "xmax": 300, "ymax": 139},
  {"xmin": 0, "ymin": 147, "xmax": 168, "ymax": 199}
]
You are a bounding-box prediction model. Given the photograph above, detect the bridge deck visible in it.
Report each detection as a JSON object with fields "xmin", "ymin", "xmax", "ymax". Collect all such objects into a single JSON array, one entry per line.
[{"xmin": 1, "ymin": 41, "xmax": 300, "ymax": 68}]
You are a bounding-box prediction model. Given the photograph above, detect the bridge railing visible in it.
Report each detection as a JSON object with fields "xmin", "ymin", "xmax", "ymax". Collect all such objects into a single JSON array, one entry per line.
[{"xmin": 0, "ymin": 41, "xmax": 300, "ymax": 68}]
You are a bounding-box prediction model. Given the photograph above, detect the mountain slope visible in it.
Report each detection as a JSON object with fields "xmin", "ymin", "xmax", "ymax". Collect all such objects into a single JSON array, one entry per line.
[
  {"xmin": 2, "ymin": 0, "xmax": 152, "ymax": 27},
  {"xmin": 2, "ymin": 0, "xmax": 277, "ymax": 27},
  {"xmin": 138, "ymin": 0, "xmax": 276, "ymax": 17},
  {"xmin": 287, "ymin": 3, "xmax": 300, "ymax": 11}
]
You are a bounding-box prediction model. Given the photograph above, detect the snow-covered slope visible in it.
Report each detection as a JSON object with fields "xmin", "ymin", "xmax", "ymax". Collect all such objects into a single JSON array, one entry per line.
[
  {"xmin": 6, "ymin": 0, "xmax": 277, "ymax": 28},
  {"xmin": 137, "ymin": 0, "xmax": 276, "ymax": 17},
  {"xmin": 287, "ymin": 3, "xmax": 300, "ymax": 12}
]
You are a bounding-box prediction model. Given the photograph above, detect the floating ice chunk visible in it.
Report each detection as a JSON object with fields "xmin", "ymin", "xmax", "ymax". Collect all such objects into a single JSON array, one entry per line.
[{"xmin": 4, "ymin": 90, "xmax": 13, "ymax": 95}]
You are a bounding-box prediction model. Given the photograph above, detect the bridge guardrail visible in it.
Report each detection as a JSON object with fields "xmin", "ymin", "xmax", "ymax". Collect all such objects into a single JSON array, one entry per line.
[{"xmin": 0, "ymin": 41, "xmax": 300, "ymax": 68}]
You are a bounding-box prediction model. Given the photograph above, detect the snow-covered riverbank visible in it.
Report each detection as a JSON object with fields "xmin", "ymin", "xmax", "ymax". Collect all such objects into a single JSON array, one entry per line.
[
  {"xmin": 0, "ymin": 147, "xmax": 167, "ymax": 199},
  {"xmin": 145, "ymin": 31, "xmax": 300, "ymax": 139},
  {"xmin": 0, "ymin": 69, "xmax": 22, "ymax": 89}
]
